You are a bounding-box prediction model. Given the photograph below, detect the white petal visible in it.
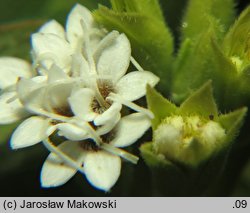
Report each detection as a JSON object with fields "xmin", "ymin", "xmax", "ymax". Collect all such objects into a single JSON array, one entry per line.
[
  {"xmin": 94, "ymin": 102, "xmax": 122, "ymax": 126},
  {"xmin": 84, "ymin": 151, "xmax": 121, "ymax": 191},
  {"xmin": 39, "ymin": 20, "xmax": 65, "ymax": 39},
  {"xmin": 16, "ymin": 77, "xmax": 46, "ymax": 107},
  {"xmin": 47, "ymin": 64, "xmax": 70, "ymax": 83},
  {"xmin": 41, "ymin": 141, "xmax": 85, "ymax": 187},
  {"xmin": 96, "ymin": 112, "xmax": 121, "ymax": 135},
  {"xmin": 68, "ymin": 88, "xmax": 97, "ymax": 121},
  {"xmin": 97, "ymin": 33, "xmax": 131, "ymax": 82},
  {"xmin": 71, "ymin": 54, "xmax": 90, "ymax": 78},
  {"xmin": 0, "ymin": 57, "xmax": 32, "ymax": 89},
  {"xmin": 116, "ymin": 71, "xmax": 159, "ymax": 101},
  {"xmin": 89, "ymin": 29, "xmax": 106, "ymax": 53},
  {"xmin": 48, "ymin": 83, "xmax": 73, "ymax": 109},
  {"xmin": 32, "ymin": 75, "xmax": 47, "ymax": 83},
  {"xmin": 66, "ymin": 4, "xmax": 95, "ymax": 49},
  {"xmin": 56, "ymin": 123, "xmax": 89, "ymax": 141},
  {"xmin": 0, "ymin": 92, "xmax": 27, "ymax": 124},
  {"xmin": 10, "ymin": 116, "xmax": 50, "ymax": 149},
  {"xmin": 32, "ymin": 33, "xmax": 73, "ymax": 72},
  {"xmin": 110, "ymin": 113, "xmax": 151, "ymax": 147}
]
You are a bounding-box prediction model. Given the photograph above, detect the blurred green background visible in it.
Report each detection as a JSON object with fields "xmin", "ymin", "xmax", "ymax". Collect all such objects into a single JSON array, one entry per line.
[{"xmin": 0, "ymin": 0, "xmax": 249, "ymax": 196}]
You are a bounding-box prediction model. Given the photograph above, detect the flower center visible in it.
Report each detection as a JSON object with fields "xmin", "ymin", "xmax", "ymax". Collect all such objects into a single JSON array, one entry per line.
[
  {"xmin": 79, "ymin": 130, "xmax": 116, "ymax": 151},
  {"xmin": 91, "ymin": 99, "xmax": 107, "ymax": 114},
  {"xmin": 53, "ymin": 105, "xmax": 74, "ymax": 117},
  {"xmin": 97, "ymin": 79, "xmax": 114, "ymax": 100},
  {"xmin": 91, "ymin": 79, "xmax": 115, "ymax": 114},
  {"xmin": 80, "ymin": 140, "xmax": 100, "ymax": 152}
]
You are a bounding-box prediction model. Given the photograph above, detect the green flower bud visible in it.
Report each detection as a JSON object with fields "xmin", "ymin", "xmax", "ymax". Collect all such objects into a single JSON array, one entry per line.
[
  {"xmin": 140, "ymin": 81, "xmax": 247, "ymax": 196},
  {"xmin": 143, "ymin": 81, "xmax": 247, "ymax": 167},
  {"xmin": 153, "ymin": 115, "xmax": 226, "ymax": 167}
]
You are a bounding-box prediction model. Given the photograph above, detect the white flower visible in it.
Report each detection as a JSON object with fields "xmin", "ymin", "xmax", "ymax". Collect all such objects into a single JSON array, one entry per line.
[
  {"xmin": 1, "ymin": 3, "xmax": 159, "ymax": 191},
  {"xmin": 10, "ymin": 67, "xmax": 85, "ymax": 149},
  {"xmin": 0, "ymin": 57, "xmax": 33, "ymax": 124},
  {"xmin": 40, "ymin": 112, "xmax": 151, "ymax": 191},
  {"xmin": 67, "ymin": 30, "xmax": 159, "ymax": 133},
  {"xmin": 31, "ymin": 4, "xmax": 106, "ymax": 76}
]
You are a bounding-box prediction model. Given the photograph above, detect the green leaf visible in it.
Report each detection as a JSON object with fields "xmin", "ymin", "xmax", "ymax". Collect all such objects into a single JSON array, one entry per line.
[
  {"xmin": 211, "ymin": 39, "xmax": 250, "ymax": 109},
  {"xmin": 159, "ymin": 0, "xmax": 187, "ymax": 40},
  {"xmin": 223, "ymin": 6, "xmax": 250, "ymax": 59},
  {"xmin": 94, "ymin": 5, "xmax": 174, "ymax": 95},
  {"xmin": 171, "ymin": 16, "xmax": 222, "ymax": 104},
  {"xmin": 110, "ymin": 0, "xmax": 165, "ymax": 22},
  {"xmin": 211, "ymin": 39, "xmax": 237, "ymax": 81},
  {"xmin": 217, "ymin": 107, "xmax": 247, "ymax": 144},
  {"xmin": 182, "ymin": 0, "xmax": 235, "ymax": 40},
  {"xmin": 210, "ymin": 39, "xmax": 241, "ymax": 108},
  {"xmin": 146, "ymin": 85, "xmax": 177, "ymax": 129},
  {"xmin": 179, "ymin": 80, "xmax": 218, "ymax": 118}
]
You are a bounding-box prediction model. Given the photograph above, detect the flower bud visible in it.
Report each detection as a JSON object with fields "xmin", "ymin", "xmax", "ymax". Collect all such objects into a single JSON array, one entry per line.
[{"xmin": 153, "ymin": 115, "xmax": 226, "ymax": 166}]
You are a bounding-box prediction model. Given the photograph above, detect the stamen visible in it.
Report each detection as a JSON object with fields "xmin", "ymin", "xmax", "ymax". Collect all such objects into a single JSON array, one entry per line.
[
  {"xmin": 83, "ymin": 123, "xmax": 102, "ymax": 146},
  {"xmin": 6, "ymin": 94, "xmax": 18, "ymax": 104},
  {"xmin": 108, "ymin": 93, "xmax": 154, "ymax": 119},
  {"xmin": 42, "ymin": 138, "xmax": 85, "ymax": 174},
  {"xmin": 80, "ymin": 19, "xmax": 108, "ymax": 109},
  {"xmin": 25, "ymin": 105, "xmax": 71, "ymax": 123},
  {"xmin": 130, "ymin": 56, "xmax": 145, "ymax": 72},
  {"xmin": 80, "ymin": 122, "xmax": 139, "ymax": 164},
  {"xmin": 0, "ymin": 85, "xmax": 16, "ymax": 96},
  {"xmin": 101, "ymin": 143, "xmax": 139, "ymax": 164}
]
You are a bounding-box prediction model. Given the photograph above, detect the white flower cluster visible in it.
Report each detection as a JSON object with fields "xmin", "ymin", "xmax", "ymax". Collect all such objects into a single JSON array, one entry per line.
[{"xmin": 0, "ymin": 4, "xmax": 159, "ymax": 191}]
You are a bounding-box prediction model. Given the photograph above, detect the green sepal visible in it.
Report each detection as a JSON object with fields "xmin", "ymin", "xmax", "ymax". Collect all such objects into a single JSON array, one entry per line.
[
  {"xmin": 179, "ymin": 80, "xmax": 218, "ymax": 118},
  {"xmin": 94, "ymin": 4, "xmax": 174, "ymax": 94},
  {"xmin": 140, "ymin": 140, "xmax": 230, "ymax": 196},
  {"xmin": 217, "ymin": 107, "xmax": 248, "ymax": 144},
  {"xmin": 140, "ymin": 142, "xmax": 175, "ymax": 168},
  {"xmin": 140, "ymin": 142, "xmax": 188, "ymax": 196},
  {"xmin": 211, "ymin": 40, "xmax": 237, "ymax": 83},
  {"xmin": 171, "ymin": 16, "xmax": 222, "ymax": 103},
  {"xmin": 146, "ymin": 85, "xmax": 177, "ymax": 130}
]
